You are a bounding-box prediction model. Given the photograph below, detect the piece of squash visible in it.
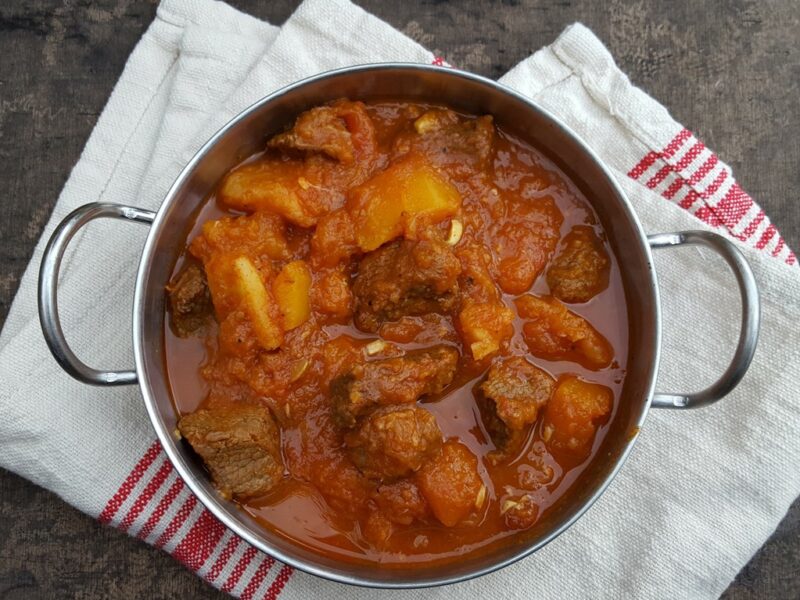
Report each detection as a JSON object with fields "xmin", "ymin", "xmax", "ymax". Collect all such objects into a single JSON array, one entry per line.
[
  {"xmin": 515, "ymin": 294, "xmax": 613, "ymax": 369},
  {"xmin": 400, "ymin": 161, "xmax": 462, "ymax": 238},
  {"xmin": 347, "ymin": 154, "xmax": 461, "ymax": 251},
  {"xmin": 458, "ymin": 301, "xmax": 515, "ymax": 360},
  {"xmin": 190, "ymin": 211, "xmax": 290, "ymax": 264},
  {"xmin": 542, "ymin": 375, "xmax": 613, "ymax": 457},
  {"xmin": 347, "ymin": 184, "xmax": 404, "ymax": 252},
  {"xmin": 416, "ymin": 441, "xmax": 483, "ymax": 527},
  {"xmin": 273, "ymin": 260, "xmax": 312, "ymax": 330},
  {"xmin": 219, "ymin": 160, "xmax": 316, "ymax": 227},
  {"xmin": 232, "ymin": 256, "xmax": 283, "ymax": 351},
  {"xmin": 311, "ymin": 267, "xmax": 353, "ymax": 318}
]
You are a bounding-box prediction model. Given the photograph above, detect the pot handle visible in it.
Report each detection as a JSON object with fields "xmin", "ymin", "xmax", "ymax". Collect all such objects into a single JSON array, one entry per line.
[
  {"xmin": 647, "ymin": 230, "xmax": 760, "ymax": 408},
  {"xmin": 38, "ymin": 203, "xmax": 156, "ymax": 386}
]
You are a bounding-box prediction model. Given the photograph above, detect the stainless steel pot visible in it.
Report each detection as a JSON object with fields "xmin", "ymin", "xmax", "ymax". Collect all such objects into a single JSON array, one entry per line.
[{"xmin": 37, "ymin": 64, "xmax": 760, "ymax": 588}]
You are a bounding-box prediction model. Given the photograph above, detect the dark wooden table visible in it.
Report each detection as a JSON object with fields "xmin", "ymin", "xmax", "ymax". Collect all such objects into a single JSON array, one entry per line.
[{"xmin": 1, "ymin": 1, "xmax": 798, "ymax": 598}]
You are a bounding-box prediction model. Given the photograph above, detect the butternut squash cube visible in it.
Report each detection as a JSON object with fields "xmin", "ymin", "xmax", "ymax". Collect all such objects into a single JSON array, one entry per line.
[
  {"xmin": 458, "ymin": 301, "xmax": 515, "ymax": 360},
  {"xmin": 219, "ymin": 160, "xmax": 316, "ymax": 227},
  {"xmin": 417, "ymin": 441, "xmax": 483, "ymax": 527},
  {"xmin": 347, "ymin": 154, "xmax": 461, "ymax": 251},
  {"xmin": 232, "ymin": 256, "xmax": 283, "ymax": 351},
  {"xmin": 273, "ymin": 260, "xmax": 312, "ymax": 330},
  {"xmin": 515, "ymin": 294, "xmax": 613, "ymax": 369},
  {"xmin": 191, "ymin": 211, "xmax": 290, "ymax": 264},
  {"xmin": 347, "ymin": 189, "xmax": 404, "ymax": 253},
  {"xmin": 542, "ymin": 376, "xmax": 613, "ymax": 458},
  {"xmin": 400, "ymin": 163, "xmax": 461, "ymax": 238}
]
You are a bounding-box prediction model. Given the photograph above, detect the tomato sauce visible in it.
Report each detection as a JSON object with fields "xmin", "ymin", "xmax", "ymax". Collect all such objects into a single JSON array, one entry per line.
[{"xmin": 164, "ymin": 101, "xmax": 628, "ymax": 566}]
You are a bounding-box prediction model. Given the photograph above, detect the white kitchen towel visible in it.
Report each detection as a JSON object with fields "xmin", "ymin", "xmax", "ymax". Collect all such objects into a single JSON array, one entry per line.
[{"xmin": 1, "ymin": 0, "xmax": 798, "ymax": 598}]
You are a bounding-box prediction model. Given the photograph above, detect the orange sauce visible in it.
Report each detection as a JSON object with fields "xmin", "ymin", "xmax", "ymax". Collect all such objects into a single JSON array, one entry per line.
[{"xmin": 164, "ymin": 101, "xmax": 628, "ymax": 566}]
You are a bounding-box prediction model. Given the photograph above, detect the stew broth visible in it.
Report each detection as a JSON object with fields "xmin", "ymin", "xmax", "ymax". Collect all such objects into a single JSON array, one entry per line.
[{"xmin": 165, "ymin": 101, "xmax": 628, "ymax": 566}]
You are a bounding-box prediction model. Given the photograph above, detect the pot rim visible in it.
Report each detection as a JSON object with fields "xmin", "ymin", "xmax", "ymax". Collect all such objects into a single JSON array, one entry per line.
[{"xmin": 131, "ymin": 63, "xmax": 661, "ymax": 588}]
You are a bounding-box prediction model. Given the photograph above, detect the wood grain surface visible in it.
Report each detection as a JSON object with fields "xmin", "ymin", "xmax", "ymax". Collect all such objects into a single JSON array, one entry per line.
[{"xmin": 1, "ymin": 0, "xmax": 798, "ymax": 598}]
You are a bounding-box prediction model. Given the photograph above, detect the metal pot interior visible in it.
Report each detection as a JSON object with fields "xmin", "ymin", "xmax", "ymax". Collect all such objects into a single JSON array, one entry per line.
[{"xmin": 133, "ymin": 65, "xmax": 660, "ymax": 587}]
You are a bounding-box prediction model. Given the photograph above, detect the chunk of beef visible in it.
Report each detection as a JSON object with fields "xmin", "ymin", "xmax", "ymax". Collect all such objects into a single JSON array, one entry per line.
[
  {"xmin": 515, "ymin": 294, "xmax": 614, "ymax": 370},
  {"xmin": 267, "ymin": 99, "xmax": 376, "ymax": 164},
  {"xmin": 331, "ymin": 345, "xmax": 458, "ymax": 428},
  {"xmin": 344, "ymin": 405, "xmax": 442, "ymax": 481},
  {"xmin": 372, "ymin": 479, "xmax": 430, "ymax": 525},
  {"xmin": 178, "ymin": 405, "xmax": 283, "ymax": 500},
  {"xmin": 477, "ymin": 357, "xmax": 555, "ymax": 460},
  {"xmin": 166, "ymin": 261, "xmax": 212, "ymax": 337},
  {"xmin": 353, "ymin": 239, "xmax": 462, "ymax": 333},
  {"xmin": 396, "ymin": 109, "xmax": 494, "ymax": 174},
  {"xmin": 363, "ymin": 479, "xmax": 431, "ymax": 546},
  {"xmin": 546, "ymin": 225, "xmax": 610, "ymax": 303}
]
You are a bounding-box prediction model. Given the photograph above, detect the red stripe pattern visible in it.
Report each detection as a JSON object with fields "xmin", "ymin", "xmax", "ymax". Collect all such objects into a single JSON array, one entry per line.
[
  {"xmin": 137, "ymin": 478, "xmax": 185, "ymax": 540},
  {"xmin": 223, "ymin": 546, "xmax": 259, "ymax": 593},
  {"xmin": 119, "ymin": 459, "xmax": 173, "ymax": 532},
  {"xmin": 627, "ymin": 128, "xmax": 796, "ymax": 265},
  {"xmin": 98, "ymin": 441, "xmax": 295, "ymax": 599},
  {"xmin": 98, "ymin": 440, "xmax": 161, "ymax": 524}
]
